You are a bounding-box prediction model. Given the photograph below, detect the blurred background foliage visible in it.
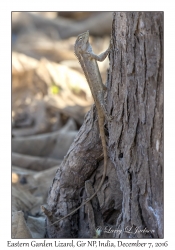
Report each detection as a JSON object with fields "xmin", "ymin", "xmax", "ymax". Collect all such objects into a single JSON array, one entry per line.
[{"xmin": 12, "ymin": 12, "xmax": 113, "ymax": 238}]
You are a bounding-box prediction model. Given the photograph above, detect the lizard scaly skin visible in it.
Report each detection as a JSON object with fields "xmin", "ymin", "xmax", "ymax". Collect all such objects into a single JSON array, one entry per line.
[{"xmin": 50, "ymin": 31, "xmax": 112, "ymax": 226}]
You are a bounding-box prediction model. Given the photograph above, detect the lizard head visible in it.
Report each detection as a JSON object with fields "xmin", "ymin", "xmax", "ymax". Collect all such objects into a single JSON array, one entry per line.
[{"xmin": 74, "ymin": 30, "xmax": 89, "ymax": 55}]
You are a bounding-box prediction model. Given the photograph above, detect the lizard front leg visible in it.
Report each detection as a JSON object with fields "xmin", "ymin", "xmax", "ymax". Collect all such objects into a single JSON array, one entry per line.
[
  {"xmin": 86, "ymin": 49, "xmax": 110, "ymax": 62},
  {"xmin": 86, "ymin": 40, "xmax": 112, "ymax": 61}
]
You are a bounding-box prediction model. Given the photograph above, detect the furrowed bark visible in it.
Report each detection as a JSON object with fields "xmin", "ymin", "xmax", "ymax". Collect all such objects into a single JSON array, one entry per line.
[
  {"xmin": 46, "ymin": 11, "xmax": 163, "ymax": 238},
  {"xmin": 108, "ymin": 12, "xmax": 163, "ymax": 238}
]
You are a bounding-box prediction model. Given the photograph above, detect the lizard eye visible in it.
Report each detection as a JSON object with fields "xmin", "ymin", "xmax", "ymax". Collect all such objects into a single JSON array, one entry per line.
[{"xmin": 78, "ymin": 36, "xmax": 82, "ymax": 40}]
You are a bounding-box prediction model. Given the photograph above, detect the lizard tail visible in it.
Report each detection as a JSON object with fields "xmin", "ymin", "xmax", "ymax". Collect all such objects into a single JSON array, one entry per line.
[
  {"xmin": 49, "ymin": 114, "xmax": 107, "ymax": 226},
  {"xmin": 94, "ymin": 114, "xmax": 107, "ymax": 193}
]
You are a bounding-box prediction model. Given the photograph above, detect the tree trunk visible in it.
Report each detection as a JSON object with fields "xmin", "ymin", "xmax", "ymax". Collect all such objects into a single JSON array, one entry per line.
[{"xmin": 46, "ymin": 11, "xmax": 163, "ymax": 238}]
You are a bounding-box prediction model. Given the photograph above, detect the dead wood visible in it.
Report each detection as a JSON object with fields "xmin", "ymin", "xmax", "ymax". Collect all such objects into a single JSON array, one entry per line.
[
  {"xmin": 12, "ymin": 211, "xmax": 33, "ymax": 238},
  {"xmin": 12, "ymin": 12, "xmax": 70, "ymax": 39},
  {"xmin": 26, "ymin": 216, "xmax": 46, "ymax": 238},
  {"xmin": 12, "ymin": 185, "xmax": 43, "ymax": 215},
  {"xmin": 12, "ymin": 119, "xmax": 78, "ymax": 159},
  {"xmin": 12, "ymin": 12, "xmax": 112, "ymax": 40},
  {"xmin": 58, "ymin": 12, "xmax": 113, "ymax": 39},
  {"xmin": 12, "ymin": 52, "xmax": 92, "ymax": 128},
  {"xmin": 12, "ymin": 153, "xmax": 61, "ymax": 171},
  {"xmin": 46, "ymin": 106, "xmax": 122, "ymax": 238},
  {"xmin": 12, "ymin": 99, "xmax": 63, "ymax": 137}
]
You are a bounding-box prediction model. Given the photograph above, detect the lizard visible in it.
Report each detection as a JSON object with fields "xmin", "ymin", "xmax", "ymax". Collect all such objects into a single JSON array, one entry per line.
[{"xmin": 49, "ymin": 30, "xmax": 113, "ymax": 226}]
